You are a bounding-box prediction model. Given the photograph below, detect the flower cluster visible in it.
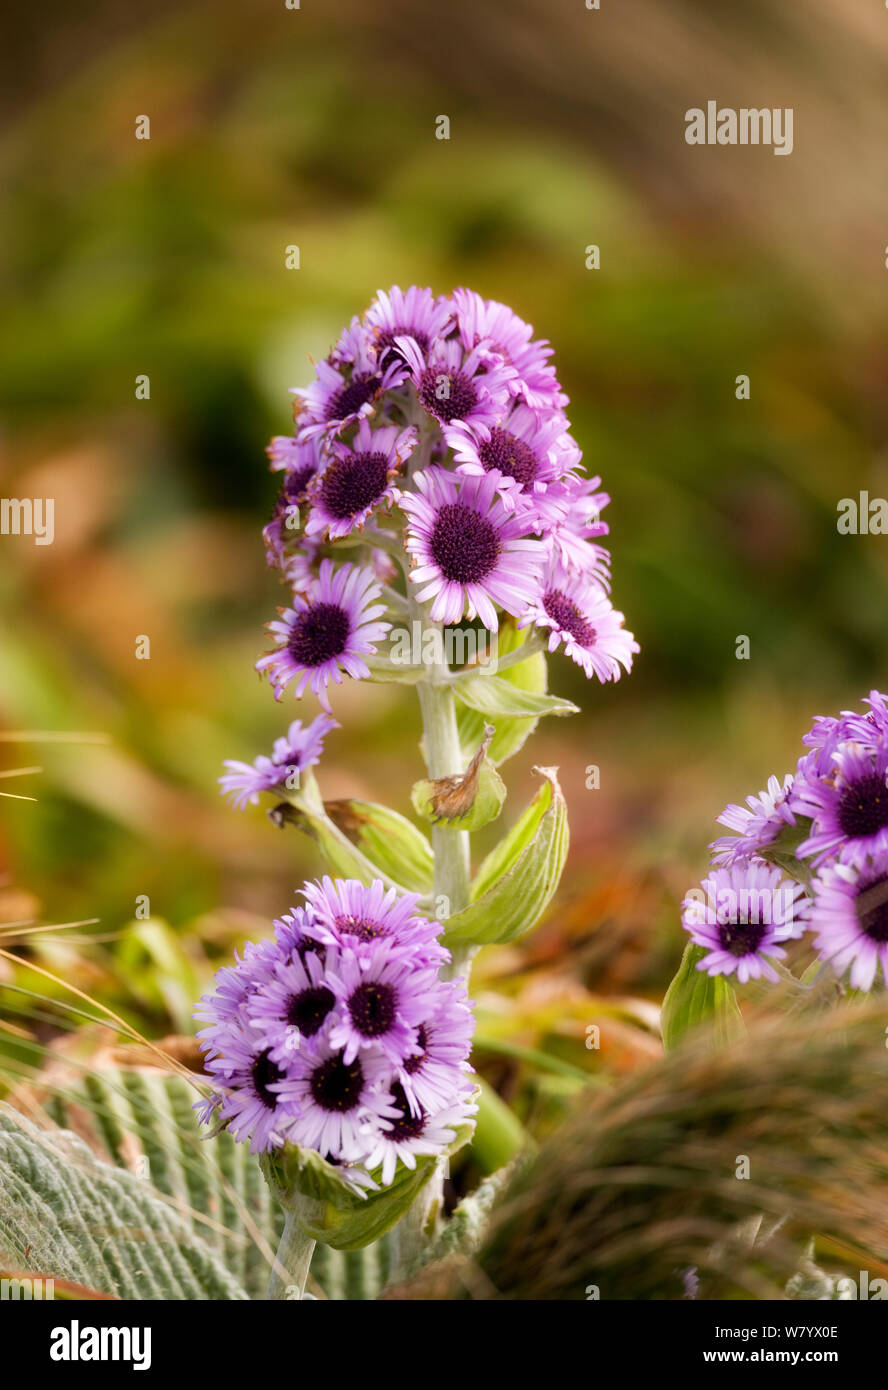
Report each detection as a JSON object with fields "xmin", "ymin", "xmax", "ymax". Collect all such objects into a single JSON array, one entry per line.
[
  {"xmin": 194, "ymin": 877, "xmax": 476, "ymax": 1186},
  {"xmin": 255, "ymin": 285, "xmax": 637, "ymax": 718},
  {"xmin": 683, "ymin": 690, "xmax": 888, "ymax": 991}
]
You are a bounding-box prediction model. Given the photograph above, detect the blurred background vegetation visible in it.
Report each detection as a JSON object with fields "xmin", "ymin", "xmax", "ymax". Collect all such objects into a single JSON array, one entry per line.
[{"xmin": 2, "ymin": 0, "xmax": 888, "ymax": 1167}]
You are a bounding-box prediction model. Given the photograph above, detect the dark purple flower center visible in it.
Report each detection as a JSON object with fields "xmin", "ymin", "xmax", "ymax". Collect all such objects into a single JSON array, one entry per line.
[
  {"xmin": 334, "ymin": 912, "xmax": 387, "ymax": 943},
  {"xmin": 310, "ymin": 1052, "xmax": 365, "ymax": 1112},
  {"xmin": 430, "ymin": 504, "xmax": 500, "ymax": 584},
  {"xmin": 287, "ymin": 602, "xmax": 350, "ymax": 668},
  {"xmin": 856, "ymin": 876, "xmax": 888, "ymax": 943},
  {"xmin": 282, "ymin": 466, "xmax": 316, "ymax": 504},
  {"xmin": 286, "ymin": 986, "xmax": 335, "ymax": 1037},
  {"xmin": 418, "ymin": 367, "xmax": 478, "ymax": 423},
  {"xmin": 377, "ymin": 326, "xmax": 430, "ymax": 362},
  {"xmin": 717, "ymin": 920, "xmax": 768, "ymax": 957},
  {"xmin": 403, "ymin": 1023, "xmax": 428, "ymax": 1076},
  {"xmin": 320, "ymin": 452, "xmax": 390, "ymax": 520},
  {"xmin": 251, "ymin": 1049, "xmax": 284, "ymax": 1110},
  {"xmin": 326, "ymin": 373, "xmax": 380, "ymax": 422},
  {"xmin": 542, "ymin": 589, "xmax": 595, "ymax": 647},
  {"xmin": 478, "ymin": 428, "xmax": 538, "ymax": 488},
  {"xmin": 836, "ymin": 772, "xmax": 888, "ymax": 839},
  {"xmin": 385, "ymin": 1083, "xmax": 426, "ymax": 1142},
  {"xmin": 348, "ymin": 981, "xmax": 397, "ymax": 1038}
]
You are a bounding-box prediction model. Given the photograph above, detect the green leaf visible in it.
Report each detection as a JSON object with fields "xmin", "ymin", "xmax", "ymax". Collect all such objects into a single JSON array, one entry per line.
[
  {"xmin": 470, "ymin": 1078, "xmax": 530, "ymax": 1173},
  {"xmin": 262, "ymin": 1116, "xmax": 475, "ymax": 1252},
  {"xmin": 457, "ymin": 621, "xmax": 550, "ymax": 765},
  {"xmin": 454, "ymin": 673, "xmax": 578, "ymax": 721},
  {"xmin": 0, "ymin": 1102, "xmax": 249, "ymax": 1300},
  {"xmin": 442, "ymin": 768, "xmax": 569, "ymax": 947},
  {"xmin": 660, "ymin": 941, "xmax": 745, "ymax": 1051},
  {"xmin": 271, "ymin": 771, "xmax": 408, "ymax": 893},
  {"xmin": 323, "ymin": 798, "xmax": 433, "ymax": 894},
  {"xmin": 52, "ymin": 1064, "xmax": 392, "ymax": 1301},
  {"xmin": 411, "ymin": 1165, "xmax": 514, "ymax": 1272}
]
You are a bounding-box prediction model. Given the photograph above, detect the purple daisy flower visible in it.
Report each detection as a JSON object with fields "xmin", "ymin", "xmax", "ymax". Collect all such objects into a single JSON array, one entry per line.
[
  {"xmin": 326, "ymin": 939, "xmax": 438, "ymax": 1066},
  {"xmin": 795, "ymin": 741, "xmax": 888, "ymax": 866},
  {"xmin": 361, "ymin": 1091, "xmax": 475, "ymax": 1188},
  {"xmin": 808, "ymin": 855, "xmax": 888, "ymax": 991},
  {"xmin": 293, "ymin": 317, "xmax": 407, "ymax": 442},
  {"xmin": 304, "ymin": 419, "xmax": 416, "ymax": 541},
  {"xmin": 803, "ymin": 690, "xmax": 888, "ymax": 758},
  {"xmin": 451, "ymin": 288, "xmax": 566, "ymax": 410},
  {"xmin": 446, "ymin": 403, "xmax": 577, "ymax": 531},
  {"xmin": 219, "ymin": 713, "xmax": 338, "ymax": 810},
  {"xmin": 709, "ymin": 774, "xmax": 797, "ymax": 868},
  {"xmin": 401, "ymin": 466, "xmax": 545, "ymax": 630},
  {"xmin": 194, "ymin": 937, "xmax": 281, "ymax": 1039},
  {"xmin": 277, "ymin": 1037, "xmax": 394, "ymax": 1163},
  {"xmin": 266, "ymin": 433, "xmax": 319, "ymax": 480},
  {"xmin": 396, "ymin": 335, "xmax": 516, "ymax": 434},
  {"xmin": 271, "ymin": 903, "xmax": 327, "ymax": 959},
  {"xmin": 365, "ymin": 285, "xmax": 453, "ymax": 367},
  {"xmin": 301, "ymin": 877, "xmax": 448, "ymax": 967},
  {"xmin": 547, "ymin": 473, "xmax": 611, "ymax": 572},
  {"xmin": 247, "ymin": 947, "xmax": 339, "ymax": 1061},
  {"xmin": 263, "ymin": 455, "xmax": 320, "ymax": 569},
  {"xmin": 681, "ymin": 861, "xmax": 807, "ymax": 985},
  {"xmin": 518, "ymin": 558, "xmax": 637, "ymax": 682},
  {"xmin": 395, "ymin": 980, "xmax": 475, "ymax": 1117},
  {"xmin": 200, "ymin": 1027, "xmax": 296, "ymax": 1154},
  {"xmin": 256, "ymin": 559, "xmax": 391, "ymax": 711}
]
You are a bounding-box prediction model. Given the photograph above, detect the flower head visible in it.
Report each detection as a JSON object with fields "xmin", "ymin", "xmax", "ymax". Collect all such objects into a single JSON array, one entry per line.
[
  {"xmin": 451, "ymin": 287, "xmax": 566, "ymax": 410},
  {"xmin": 794, "ymin": 740, "xmax": 888, "ymax": 866},
  {"xmin": 397, "ymin": 335, "xmax": 515, "ymax": 434},
  {"xmin": 394, "ymin": 980, "xmax": 475, "ymax": 1116},
  {"xmin": 219, "ymin": 713, "xmax": 338, "ymax": 809},
  {"xmin": 681, "ymin": 861, "xmax": 807, "ymax": 984},
  {"xmin": 256, "ymin": 559, "xmax": 390, "ymax": 710},
  {"xmin": 402, "ymin": 466, "xmax": 545, "ymax": 629},
  {"xmin": 305, "ymin": 419, "xmax": 415, "ymax": 541},
  {"xmin": 808, "ymin": 855, "xmax": 888, "ymax": 991},
  {"xmin": 519, "ymin": 557, "xmax": 637, "ymax": 682},
  {"xmin": 709, "ymin": 774, "xmax": 796, "ymax": 867},
  {"xmin": 446, "ymin": 402, "xmax": 576, "ymax": 531},
  {"xmin": 301, "ymin": 876, "xmax": 448, "ymax": 967},
  {"xmin": 293, "ymin": 317, "xmax": 407, "ymax": 440},
  {"xmin": 361, "ymin": 1091, "xmax": 475, "ymax": 1188},
  {"xmin": 263, "ymin": 452, "xmax": 321, "ymax": 569},
  {"xmin": 326, "ymin": 938, "xmax": 438, "ymax": 1066},
  {"xmin": 201, "ymin": 1025, "xmax": 296, "ymax": 1155},
  {"xmin": 366, "ymin": 285, "xmax": 453, "ymax": 366}
]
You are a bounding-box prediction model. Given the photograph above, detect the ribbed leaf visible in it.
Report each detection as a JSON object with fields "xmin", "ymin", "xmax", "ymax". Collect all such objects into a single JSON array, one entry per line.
[
  {"xmin": 323, "ymin": 798, "xmax": 433, "ymax": 893},
  {"xmin": 443, "ymin": 768, "xmax": 569, "ymax": 947},
  {"xmin": 52, "ymin": 1064, "xmax": 392, "ymax": 1300},
  {"xmin": 454, "ymin": 673, "xmax": 578, "ymax": 721},
  {"xmin": 457, "ymin": 623, "xmax": 550, "ymax": 765},
  {"xmin": 0, "ymin": 1103, "xmax": 249, "ymax": 1300},
  {"xmin": 660, "ymin": 941, "xmax": 745, "ymax": 1051}
]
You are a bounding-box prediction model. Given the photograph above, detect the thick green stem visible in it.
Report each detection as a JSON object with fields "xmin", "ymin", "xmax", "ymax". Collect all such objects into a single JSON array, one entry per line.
[
  {"xmin": 389, "ymin": 615, "xmax": 476, "ymax": 1281},
  {"xmin": 266, "ymin": 1208, "xmax": 316, "ymax": 1300},
  {"xmin": 416, "ymin": 678, "xmax": 471, "ymax": 916}
]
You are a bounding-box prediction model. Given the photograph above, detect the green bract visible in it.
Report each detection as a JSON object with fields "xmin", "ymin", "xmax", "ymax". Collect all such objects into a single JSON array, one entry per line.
[
  {"xmin": 660, "ymin": 941, "xmax": 745, "ymax": 1051},
  {"xmin": 411, "ymin": 756, "xmax": 506, "ymax": 832},
  {"xmin": 261, "ymin": 1113, "xmax": 475, "ymax": 1252},
  {"xmin": 324, "ymin": 796, "xmax": 434, "ymax": 894},
  {"xmin": 442, "ymin": 768, "xmax": 569, "ymax": 947}
]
